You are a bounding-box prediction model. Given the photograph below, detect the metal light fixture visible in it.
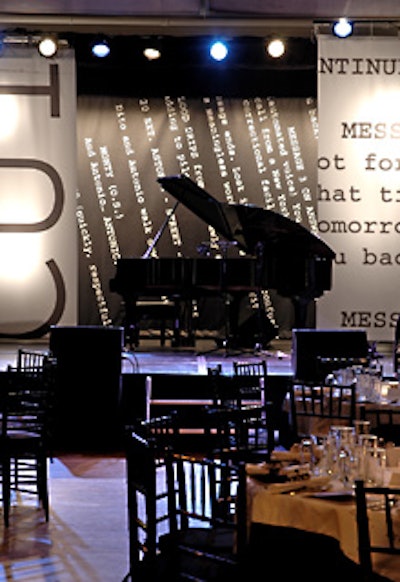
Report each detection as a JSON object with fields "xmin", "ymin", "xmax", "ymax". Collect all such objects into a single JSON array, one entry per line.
[
  {"xmin": 38, "ymin": 35, "xmax": 58, "ymax": 58},
  {"xmin": 92, "ymin": 39, "xmax": 110, "ymax": 58},
  {"xmin": 266, "ymin": 38, "xmax": 286, "ymax": 58},
  {"xmin": 209, "ymin": 40, "xmax": 229, "ymax": 62},
  {"xmin": 143, "ymin": 46, "xmax": 161, "ymax": 61},
  {"xmin": 332, "ymin": 18, "xmax": 354, "ymax": 38}
]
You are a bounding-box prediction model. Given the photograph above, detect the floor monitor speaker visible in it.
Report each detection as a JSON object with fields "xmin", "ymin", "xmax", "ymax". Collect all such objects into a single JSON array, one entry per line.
[
  {"xmin": 49, "ymin": 325, "xmax": 124, "ymax": 452},
  {"xmin": 292, "ymin": 328, "xmax": 369, "ymax": 382}
]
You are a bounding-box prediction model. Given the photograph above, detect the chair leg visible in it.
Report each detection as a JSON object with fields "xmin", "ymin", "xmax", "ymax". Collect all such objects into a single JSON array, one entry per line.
[
  {"xmin": 37, "ymin": 454, "xmax": 50, "ymax": 521},
  {"xmin": 3, "ymin": 455, "xmax": 11, "ymax": 527}
]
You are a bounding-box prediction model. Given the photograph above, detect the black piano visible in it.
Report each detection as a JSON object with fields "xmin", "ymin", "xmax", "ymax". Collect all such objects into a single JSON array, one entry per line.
[{"xmin": 110, "ymin": 174, "xmax": 335, "ymax": 348}]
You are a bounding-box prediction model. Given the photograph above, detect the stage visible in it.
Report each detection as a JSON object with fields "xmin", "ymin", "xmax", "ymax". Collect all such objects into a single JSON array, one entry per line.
[
  {"xmin": 120, "ymin": 337, "xmax": 293, "ymax": 377},
  {"xmin": 0, "ymin": 335, "xmax": 395, "ymax": 378},
  {"xmin": 0, "ymin": 335, "xmax": 395, "ymax": 453}
]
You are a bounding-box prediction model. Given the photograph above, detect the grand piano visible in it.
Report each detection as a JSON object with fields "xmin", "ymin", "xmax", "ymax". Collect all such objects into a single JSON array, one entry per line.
[{"xmin": 109, "ymin": 174, "xmax": 335, "ymax": 348}]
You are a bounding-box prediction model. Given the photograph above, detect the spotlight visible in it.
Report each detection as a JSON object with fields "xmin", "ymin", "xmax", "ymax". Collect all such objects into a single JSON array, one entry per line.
[
  {"xmin": 209, "ymin": 40, "xmax": 229, "ymax": 62},
  {"xmin": 92, "ymin": 39, "xmax": 110, "ymax": 58},
  {"xmin": 332, "ymin": 18, "xmax": 353, "ymax": 38},
  {"xmin": 38, "ymin": 36, "xmax": 58, "ymax": 58},
  {"xmin": 143, "ymin": 46, "xmax": 161, "ymax": 61},
  {"xmin": 266, "ymin": 38, "xmax": 286, "ymax": 58}
]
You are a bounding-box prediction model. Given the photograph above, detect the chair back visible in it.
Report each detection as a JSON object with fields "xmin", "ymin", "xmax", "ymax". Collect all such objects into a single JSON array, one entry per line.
[
  {"xmin": 233, "ymin": 359, "xmax": 267, "ymax": 377},
  {"xmin": 3, "ymin": 362, "xmax": 56, "ymax": 443},
  {"xmin": 0, "ymin": 360, "xmax": 57, "ymax": 526},
  {"xmin": 359, "ymin": 406, "xmax": 400, "ymax": 445},
  {"xmin": 162, "ymin": 452, "xmax": 248, "ymax": 579},
  {"xmin": 232, "ymin": 359, "xmax": 267, "ymax": 407},
  {"xmin": 355, "ymin": 479, "xmax": 400, "ymax": 581},
  {"xmin": 206, "ymin": 360, "xmax": 288, "ymax": 461},
  {"xmin": 131, "ymin": 411, "xmax": 179, "ymax": 453},
  {"xmin": 16, "ymin": 348, "xmax": 50, "ymax": 371},
  {"xmin": 289, "ymin": 381, "xmax": 357, "ymax": 439},
  {"xmin": 123, "ymin": 414, "xmax": 178, "ymax": 580}
]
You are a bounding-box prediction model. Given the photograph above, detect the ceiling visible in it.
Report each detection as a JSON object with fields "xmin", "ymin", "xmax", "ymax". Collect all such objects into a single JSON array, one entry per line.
[
  {"xmin": 1, "ymin": 1, "xmax": 400, "ymax": 37},
  {"xmin": 2, "ymin": 0, "xmax": 400, "ymax": 98}
]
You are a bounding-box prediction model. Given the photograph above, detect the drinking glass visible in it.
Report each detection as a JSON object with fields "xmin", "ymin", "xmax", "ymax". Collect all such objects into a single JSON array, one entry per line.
[
  {"xmin": 353, "ymin": 420, "xmax": 371, "ymax": 443},
  {"xmin": 356, "ymin": 372, "xmax": 375, "ymax": 402},
  {"xmin": 358, "ymin": 433, "xmax": 379, "ymax": 451},
  {"xmin": 300, "ymin": 435, "xmax": 317, "ymax": 472},
  {"xmin": 357, "ymin": 434, "xmax": 379, "ymax": 482},
  {"xmin": 329, "ymin": 425, "xmax": 357, "ymax": 488},
  {"xmin": 313, "ymin": 435, "xmax": 335, "ymax": 477},
  {"xmin": 329, "ymin": 425, "xmax": 356, "ymax": 450},
  {"xmin": 365, "ymin": 446, "xmax": 387, "ymax": 485}
]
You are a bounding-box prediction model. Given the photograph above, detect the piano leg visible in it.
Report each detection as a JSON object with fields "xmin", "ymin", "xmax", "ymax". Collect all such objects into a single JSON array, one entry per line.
[
  {"xmin": 123, "ymin": 296, "xmax": 140, "ymax": 349},
  {"xmin": 175, "ymin": 298, "xmax": 196, "ymax": 348},
  {"xmin": 292, "ymin": 296, "xmax": 314, "ymax": 329}
]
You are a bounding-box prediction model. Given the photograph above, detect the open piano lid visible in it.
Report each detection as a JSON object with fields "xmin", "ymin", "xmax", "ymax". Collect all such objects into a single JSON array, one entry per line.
[{"xmin": 157, "ymin": 174, "xmax": 335, "ymax": 259}]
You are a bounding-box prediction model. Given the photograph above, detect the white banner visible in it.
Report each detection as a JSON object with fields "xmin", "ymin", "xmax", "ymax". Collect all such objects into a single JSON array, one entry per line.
[
  {"xmin": 0, "ymin": 47, "xmax": 77, "ymax": 337},
  {"xmin": 317, "ymin": 36, "xmax": 400, "ymax": 342}
]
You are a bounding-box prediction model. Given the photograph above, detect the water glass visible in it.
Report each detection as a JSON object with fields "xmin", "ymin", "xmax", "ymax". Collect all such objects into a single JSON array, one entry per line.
[
  {"xmin": 356, "ymin": 372, "xmax": 375, "ymax": 402},
  {"xmin": 300, "ymin": 435, "xmax": 317, "ymax": 472},
  {"xmin": 358, "ymin": 433, "xmax": 379, "ymax": 452},
  {"xmin": 329, "ymin": 425, "xmax": 356, "ymax": 450},
  {"xmin": 356, "ymin": 434, "xmax": 379, "ymax": 481},
  {"xmin": 365, "ymin": 446, "xmax": 387, "ymax": 485},
  {"xmin": 337, "ymin": 445, "xmax": 358, "ymax": 488},
  {"xmin": 353, "ymin": 420, "xmax": 371, "ymax": 443},
  {"xmin": 329, "ymin": 425, "xmax": 357, "ymax": 487},
  {"xmin": 333, "ymin": 367, "xmax": 355, "ymax": 385}
]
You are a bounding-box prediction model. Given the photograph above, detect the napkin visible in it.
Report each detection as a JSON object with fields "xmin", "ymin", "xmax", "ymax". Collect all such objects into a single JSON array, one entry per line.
[
  {"xmin": 270, "ymin": 450, "xmax": 302, "ymax": 462},
  {"xmin": 246, "ymin": 463, "xmax": 269, "ymax": 476},
  {"xmin": 266, "ymin": 475, "xmax": 331, "ymax": 495}
]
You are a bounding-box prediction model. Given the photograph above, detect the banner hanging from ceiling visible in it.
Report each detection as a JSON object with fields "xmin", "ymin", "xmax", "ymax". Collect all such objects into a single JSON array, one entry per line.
[
  {"xmin": 0, "ymin": 47, "xmax": 77, "ymax": 338},
  {"xmin": 317, "ymin": 36, "xmax": 400, "ymax": 342}
]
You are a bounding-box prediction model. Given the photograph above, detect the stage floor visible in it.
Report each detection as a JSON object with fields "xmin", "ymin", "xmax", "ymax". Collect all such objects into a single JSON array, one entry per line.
[
  {"xmin": 121, "ymin": 337, "xmax": 293, "ymax": 376},
  {"xmin": 0, "ymin": 336, "xmax": 395, "ymax": 377}
]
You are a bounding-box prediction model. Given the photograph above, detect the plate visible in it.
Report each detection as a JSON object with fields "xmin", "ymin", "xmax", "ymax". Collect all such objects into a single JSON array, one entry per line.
[
  {"xmin": 250, "ymin": 473, "xmax": 288, "ymax": 484},
  {"xmin": 310, "ymin": 490, "xmax": 355, "ymax": 501}
]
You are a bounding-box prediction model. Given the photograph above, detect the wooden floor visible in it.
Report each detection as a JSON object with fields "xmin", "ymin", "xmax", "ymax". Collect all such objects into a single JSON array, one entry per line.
[
  {"xmin": 0, "ymin": 335, "xmax": 395, "ymax": 581},
  {"xmin": 0, "ymin": 454, "xmax": 128, "ymax": 582}
]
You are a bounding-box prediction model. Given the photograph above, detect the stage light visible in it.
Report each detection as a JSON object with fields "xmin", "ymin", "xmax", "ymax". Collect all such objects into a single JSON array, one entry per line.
[
  {"xmin": 209, "ymin": 40, "xmax": 229, "ymax": 62},
  {"xmin": 38, "ymin": 36, "xmax": 58, "ymax": 58},
  {"xmin": 266, "ymin": 38, "xmax": 286, "ymax": 58},
  {"xmin": 332, "ymin": 18, "xmax": 353, "ymax": 38},
  {"xmin": 143, "ymin": 46, "xmax": 161, "ymax": 61},
  {"xmin": 92, "ymin": 39, "xmax": 110, "ymax": 58}
]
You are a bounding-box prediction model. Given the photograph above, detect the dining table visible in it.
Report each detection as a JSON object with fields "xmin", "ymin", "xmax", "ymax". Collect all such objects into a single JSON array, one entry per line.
[
  {"xmin": 288, "ymin": 373, "xmax": 400, "ymax": 439},
  {"xmin": 246, "ymin": 457, "xmax": 400, "ymax": 582}
]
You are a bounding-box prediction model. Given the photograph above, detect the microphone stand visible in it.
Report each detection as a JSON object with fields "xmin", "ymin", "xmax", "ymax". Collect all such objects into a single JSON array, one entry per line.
[
  {"xmin": 142, "ymin": 200, "xmax": 180, "ymax": 258},
  {"xmin": 196, "ymin": 240, "xmax": 244, "ymax": 358},
  {"xmin": 125, "ymin": 201, "xmax": 181, "ymax": 348}
]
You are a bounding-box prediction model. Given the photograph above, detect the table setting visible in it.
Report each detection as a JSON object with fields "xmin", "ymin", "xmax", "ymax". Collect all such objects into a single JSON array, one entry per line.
[
  {"xmin": 328, "ymin": 364, "xmax": 400, "ymax": 406},
  {"xmin": 246, "ymin": 420, "xmax": 400, "ymax": 581},
  {"xmin": 247, "ymin": 421, "xmax": 400, "ymax": 493}
]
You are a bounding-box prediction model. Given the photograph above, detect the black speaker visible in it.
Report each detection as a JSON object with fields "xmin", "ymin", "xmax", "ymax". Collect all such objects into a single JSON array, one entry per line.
[
  {"xmin": 49, "ymin": 325, "xmax": 124, "ymax": 452},
  {"xmin": 292, "ymin": 328, "xmax": 369, "ymax": 382}
]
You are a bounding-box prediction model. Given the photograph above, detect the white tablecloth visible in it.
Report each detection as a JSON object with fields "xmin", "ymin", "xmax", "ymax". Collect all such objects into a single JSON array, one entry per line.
[{"xmin": 248, "ymin": 475, "xmax": 400, "ymax": 581}]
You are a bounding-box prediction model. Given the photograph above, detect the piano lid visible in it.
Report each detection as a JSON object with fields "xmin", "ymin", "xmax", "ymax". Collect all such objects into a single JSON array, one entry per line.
[{"xmin": 157, "ymin": 174, "xmax": 335, "ymax": 259}]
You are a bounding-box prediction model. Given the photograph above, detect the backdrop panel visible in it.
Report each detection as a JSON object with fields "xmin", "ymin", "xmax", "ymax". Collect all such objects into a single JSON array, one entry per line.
[
  {"xmin": 76, "ymin": 95, "xmax": 319, "ymax": 336},
  {"xmin": 317, "ymin": 36, "xmax": 400, "ymax": 341},
  {"xmin": 0, "ymin": 47, "xmax": 78, "ymax": 337}
]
